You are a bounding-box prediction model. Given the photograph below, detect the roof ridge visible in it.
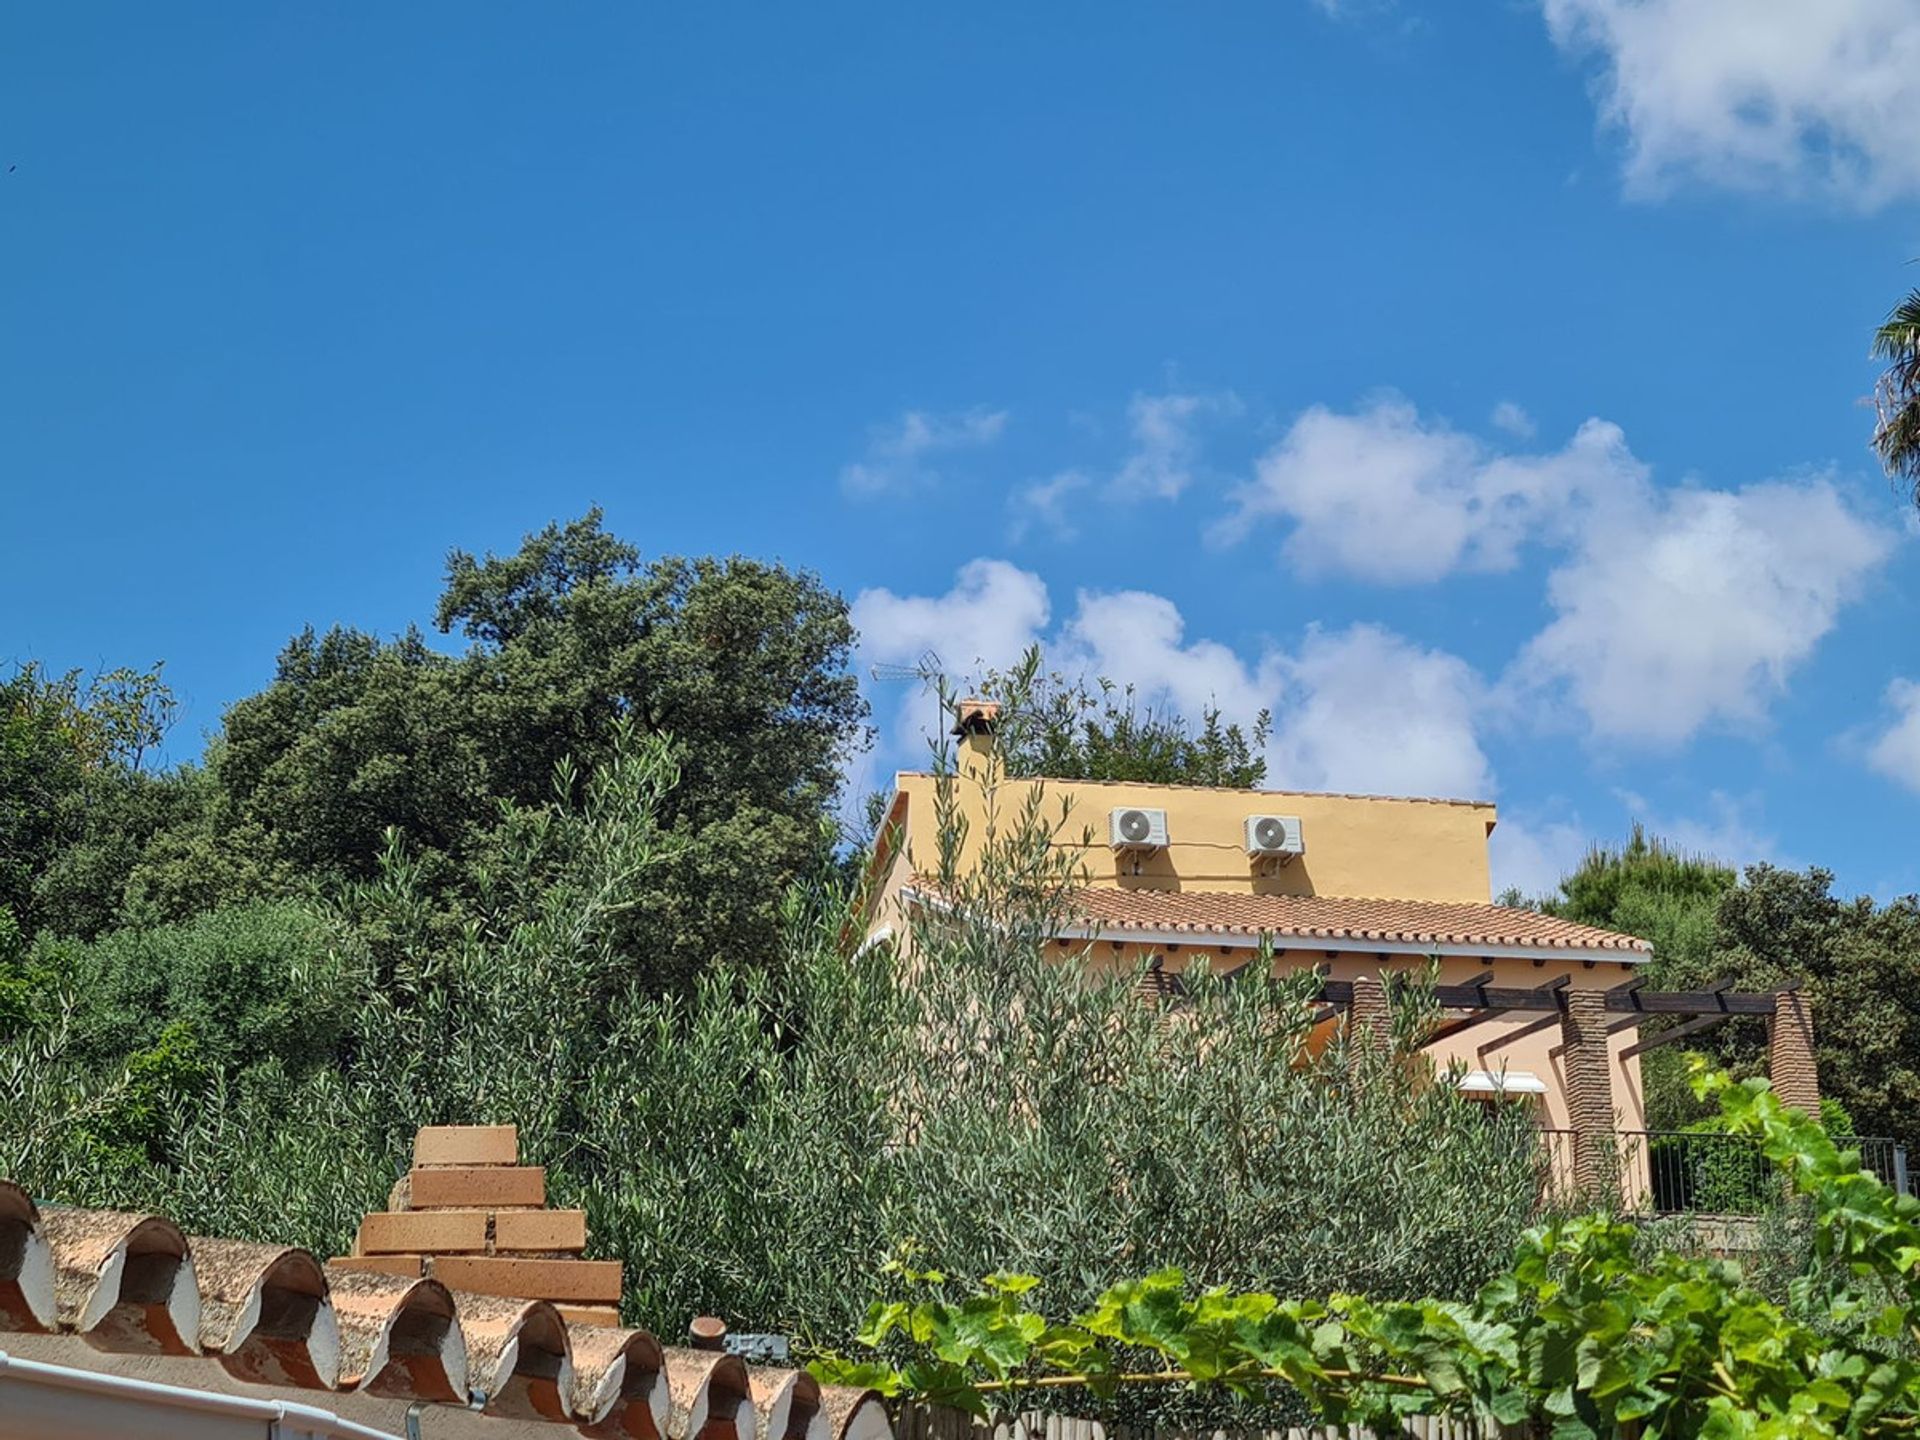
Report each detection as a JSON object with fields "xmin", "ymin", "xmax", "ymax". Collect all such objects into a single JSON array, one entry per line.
[{"xmin": 892, "ymin": 771, "xmax": 1495, "ymax": 808}]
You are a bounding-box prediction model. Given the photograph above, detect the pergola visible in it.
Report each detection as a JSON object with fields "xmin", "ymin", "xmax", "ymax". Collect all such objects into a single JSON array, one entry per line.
[{"xmin": 1329, "ymin": 972, "xmax": 1818, "ymax": 1194}]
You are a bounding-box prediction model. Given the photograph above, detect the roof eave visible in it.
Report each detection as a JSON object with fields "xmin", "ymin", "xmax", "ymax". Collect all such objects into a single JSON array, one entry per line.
[{"xmin": 1051, "ymin": 923, "xmax": 1649, "ymax": 966}]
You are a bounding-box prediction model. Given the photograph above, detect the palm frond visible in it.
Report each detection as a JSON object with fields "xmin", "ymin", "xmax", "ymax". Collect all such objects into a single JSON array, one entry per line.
[{"xmin": 1873, "ymin": 287, "xmax": 1920, "ymax": 497}]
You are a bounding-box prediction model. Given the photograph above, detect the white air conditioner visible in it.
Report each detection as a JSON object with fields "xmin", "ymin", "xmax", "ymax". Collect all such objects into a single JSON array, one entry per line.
[
  {"xmin": 1245, "ymin": 814, "xmax": 1305, "ymax": 863},
  {"xmin": 1109, "ymin": 806, "xmax": 1169, "ymax": 851}
]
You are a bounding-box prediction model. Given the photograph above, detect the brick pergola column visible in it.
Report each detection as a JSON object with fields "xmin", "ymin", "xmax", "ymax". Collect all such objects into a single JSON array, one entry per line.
[
  {"xmin": 1349, "ymin": 974, "xmax": 1395, "ymax": 1050},
  {"xmin": 1769, "ymin": 988, "xmax": 1820, "ymax": 1115},
  {"xmin": 1560, "ymin": 988, "xmax": 1618, "ymax": 1200}
]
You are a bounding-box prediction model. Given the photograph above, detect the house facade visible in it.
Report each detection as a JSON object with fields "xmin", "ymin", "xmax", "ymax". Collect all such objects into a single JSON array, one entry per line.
[{"xmin": 864, "ymin": 709, "xmax": 1658, "ymax": 1140}]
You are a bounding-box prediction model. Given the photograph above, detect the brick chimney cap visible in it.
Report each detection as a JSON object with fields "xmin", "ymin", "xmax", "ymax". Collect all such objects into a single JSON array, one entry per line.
[{"xmin": 951, "ymin": 698, "xmax": 1001, "ymax": 736}]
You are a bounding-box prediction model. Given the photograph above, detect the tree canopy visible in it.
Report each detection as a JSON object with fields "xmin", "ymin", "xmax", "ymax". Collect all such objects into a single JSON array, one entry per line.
[
  {"xmin": 8, "ymin": 509, "xmax": 869, "ymax": 991},
  {"xmin": 979, "ymin": 647, "xmax": 1272, "ymax": 789}
]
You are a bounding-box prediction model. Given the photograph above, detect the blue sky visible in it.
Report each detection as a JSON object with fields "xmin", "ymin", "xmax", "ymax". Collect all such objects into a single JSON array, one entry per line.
[{"xmin": 7, "ymin": 2, "xmax": 1920, "ymax": 898}]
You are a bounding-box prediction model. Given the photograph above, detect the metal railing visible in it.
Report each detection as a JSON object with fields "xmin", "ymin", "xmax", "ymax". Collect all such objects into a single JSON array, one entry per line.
[
  {"xmin": 1625, "ymin": 1131, "xmax": 1776, "ymax": 1215},
  {"xmin": 1541, "ymin": 1129, "xmax": 1913, "ymax": 1215}
]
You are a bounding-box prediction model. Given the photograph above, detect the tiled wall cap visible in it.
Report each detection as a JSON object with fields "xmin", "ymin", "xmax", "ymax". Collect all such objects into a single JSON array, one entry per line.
[
  {"xmin": 0, "ymin": 1180, "xmax": 55, "ymax": 1333},
  {"xmin": 324, "ymin": 1268, "xmax": 469, "ymax": 1402},
  {"xmin": 570, "ymin": 1325, "xmax": 670, "ymax": 1440},
  {"xmin": 40, "ymin": 1208, "xmax": 201, "ymax": 1356},
  {"xmin": 1, "ymin": 1193, "xmax": 892, "ymax": 1440},
  {"xmin": 454, "ymin": 1291, "xmax": 576, "ymax": 1423},
  {"xmin": 190, "ymin": 1237, "xmax": 340, "ymax": 1390}
]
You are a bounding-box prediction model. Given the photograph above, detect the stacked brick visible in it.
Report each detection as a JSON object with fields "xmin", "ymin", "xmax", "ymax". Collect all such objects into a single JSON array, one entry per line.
[
  {"xmin": 1558, "ymin": 987, "xmax": 1618, "ymax": 1199},
  {"xmin": 1769, "ymin": 988, "xmax": 1821, "ymax": 1115},
  {"xmin": 330, "ymin": 1124, "xmax": 623, "ymax": 1326}
]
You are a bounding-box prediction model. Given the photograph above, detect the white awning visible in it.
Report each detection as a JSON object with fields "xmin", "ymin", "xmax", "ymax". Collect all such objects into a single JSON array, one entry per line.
[{"xmin": 1454, "ymin": 1069, "xmax": 1547, "ymax": 1095}]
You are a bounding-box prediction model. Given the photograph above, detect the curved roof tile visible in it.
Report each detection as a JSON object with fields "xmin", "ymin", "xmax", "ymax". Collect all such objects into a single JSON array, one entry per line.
[
  {"xmin": 751, "ymin": 1367, "xmax": 827, "ymax": 1440},
  {"xmin": 663, "ymin": 1346, "xmax": 757, "ymax": 1440},
  {"xmin": 0, "ymin": 1180, "xmax": 55, "ymax": 1334},
  {"xmin": 570, "ymin": 1324, "xmax": 670, "ymax": 1439},
  {"xmin": 191, "ymin": 1237, "xmax": 339, "ymax": 1390},
  {"xmin": 325, "ymin": 1267, "xmax": 468, "ymax": 1401},
  {"xmin": 39, "ymin": 1207, "xmax": 200, "ymax": 1356},
  {"xmin": 456, "ymin": 1291, "xmax": 576, "ymax": 1422},
  {"xmin": 1062, "ymin": 887, "xmax": 1652, "ymax": 956},
  {"xmin": 1, "ymin": 1194, "xmax": 894, "ymax": 1440}
]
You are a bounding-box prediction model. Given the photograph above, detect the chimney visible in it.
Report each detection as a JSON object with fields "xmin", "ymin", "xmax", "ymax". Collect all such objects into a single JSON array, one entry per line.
[{"xmin": 950, "ymin": 698, "xmax": 1000, "ymax": 778}]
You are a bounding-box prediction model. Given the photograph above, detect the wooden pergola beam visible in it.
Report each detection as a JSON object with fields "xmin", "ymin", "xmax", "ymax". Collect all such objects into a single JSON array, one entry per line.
[
  {"xmin": 1433, "ymin": 975, "xmax": 1569, "ymax": 1047},
  {"xmin": 1620, "ymin": 1009, "xmax": 1734, "ymax": 1061},
  {"xmin": 1316, "ymin": 975, "xmax": 1777, "ymax": 1018},
  {"xmin": 1478, "ymin": 1007, "xmax": 1558, "ymax": 1053}
]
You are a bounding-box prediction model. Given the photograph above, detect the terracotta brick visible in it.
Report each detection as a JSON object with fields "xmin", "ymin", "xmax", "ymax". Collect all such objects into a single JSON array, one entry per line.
[
  {"xmin": 408, "ymin": 1165, "xmax": 545, "ymax": 1210},
  {"xmin": 1348, "ymin": 974, "xmax": 1393, "ymax": 1049},
  {"xmin": 414, "ymin": 1124, "xmax": 519, "ymax": 1168},
  {"xmin": 430, "ymin": 1255, "xmax": 623, "ymax": 1304},
  {"xmin": 328, "ymin": 1254, "xmax": 426, "ymax": 1279},
  {"xmin": 357, "ymin": 1210, "xmax": 489, "ymax": 1256},
  {"xmin": 492, "ymin": 1209, "xmax": 587, "ymax": 1254},
  {"xmin": 555, "ymin": 1304, "xmax": 622, "ymax": 1327},
  {"xmin": 1560, "ymin": 988, "xmax": 1618, "ymax": 1201},
  {"xmin": 1769, "ymin": 990, "xmax": 1821, "ymax": 1114}
]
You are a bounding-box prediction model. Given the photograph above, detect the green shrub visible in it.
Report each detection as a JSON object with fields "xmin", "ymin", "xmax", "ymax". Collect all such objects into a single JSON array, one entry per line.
[{"xmin": 32, "ymin": 900, "xmax": 356, "ymax": 1078}]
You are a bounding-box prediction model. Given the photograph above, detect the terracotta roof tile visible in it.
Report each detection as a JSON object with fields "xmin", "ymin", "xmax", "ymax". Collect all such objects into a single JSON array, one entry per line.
[
  {"xmin": 1062, "ymin": 887, "xmax": 1651, "ymax": 956},
  {"xmin": 0, "ymin": 1185, "xmax": 893, "ymax": 1440}
]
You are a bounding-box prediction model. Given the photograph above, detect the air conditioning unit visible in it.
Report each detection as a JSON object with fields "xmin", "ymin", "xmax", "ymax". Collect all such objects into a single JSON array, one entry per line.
[
  {"xmin": 1109, "ymin": 806, "xmax": 1169, "ymax": 851},
  {"xmin": 1245, "ymin": 814, "xmax": 1305, "ymax": 864}
]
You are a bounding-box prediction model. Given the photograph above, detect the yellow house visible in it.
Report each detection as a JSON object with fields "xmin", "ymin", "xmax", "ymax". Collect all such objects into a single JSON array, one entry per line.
[{"xmin": 863, "ymin": 703, "xmax": 1656, "ymax": 1143}]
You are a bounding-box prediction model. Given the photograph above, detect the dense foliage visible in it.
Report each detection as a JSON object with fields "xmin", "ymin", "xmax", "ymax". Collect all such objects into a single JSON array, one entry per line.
[
  {"xmin": 1, "ymin": 739, "xmax": 1542, "ymax": 1353},
  {"xmin": 13, "ymin": 511, "xmax": 1920, "ymax": 1429},
  {"xmin": 817, "ymin": 1070, "xmax": 1920, "ymax": 1437}
]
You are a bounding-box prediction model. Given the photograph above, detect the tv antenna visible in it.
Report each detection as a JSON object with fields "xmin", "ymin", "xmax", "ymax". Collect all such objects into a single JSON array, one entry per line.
[{"xmin": 868, "ymin": 650, "xmax": 948, "ymax": 747}]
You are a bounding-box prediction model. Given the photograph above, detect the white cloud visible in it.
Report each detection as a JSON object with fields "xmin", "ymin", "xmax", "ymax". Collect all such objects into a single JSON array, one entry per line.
[
  {"xmin": 1267, "ymin": 624, "xmax": 1495, "ymax": 800},
  {"xmin": 1216, "ymin": 392, "xmax": 1894, "ymax": 746},
  {"xmin": 852, "ymin": 558, "xmax": 1051, "ymax": 678},
  {"xmin": 851, "ymin": 559, "xmax": 1051, "ymax": 763},
  {"xmin": 1867, "ymin": 678, "xmax": 1920, "ymax": 794},
  {"xmin": 1048, "ymin": 597, "xmax": 1493, "ymax": 802},
  {"xmin": 840, "ymin": 408, "xmax": 1008, "ymax": 497},
  {"xmin": 1007, "ymin": 471, "xmax": 1090, "ymax": 542},
  {"xmin": 1490, "ymin": 401, "xmax": 1536, "ymax": 438},
  {"xmin": 851, "ymin": 565, "xmax": 1496, "ymax": 803},
  {"xmin": 1215, "ymin": 396, "xmax": 1644, "ymax": 584},
  {"xmin": 1488, "ymin": 815, "xmax": 1593, "ymax": 900},
  {"xmin": 1060, "ymin": 588, "xmax": 1283, "ymax": 725},
  {"xmin": 1518, "ymin": 478, "xmax": 1895, "ymax": 745},
  {"xmin": 1541, "ymin": 0, "xmax": 1920, "ymax": 206},
  {"xmin": 1112, "ymin": 390, "xmax": 1239, "ymax": 501}
]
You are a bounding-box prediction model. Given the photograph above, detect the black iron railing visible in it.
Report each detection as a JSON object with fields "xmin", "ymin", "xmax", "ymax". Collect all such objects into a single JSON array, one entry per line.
[
  {"xmin": 1626, "ymin": 1131, "xmax": 1776, "ymax": 1215},
  {"xmin": 1576, "ymin": 1130, "xmax": 1915, "ymax": 1215}
]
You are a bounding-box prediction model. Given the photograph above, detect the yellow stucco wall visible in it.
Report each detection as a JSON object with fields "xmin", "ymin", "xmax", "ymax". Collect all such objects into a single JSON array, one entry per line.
[{"xmin": 882, "ymin": 755, "xmax": 1497, "ymax": 902}]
